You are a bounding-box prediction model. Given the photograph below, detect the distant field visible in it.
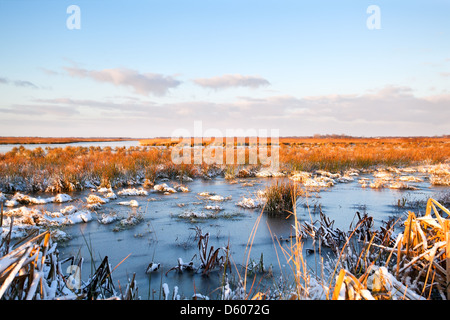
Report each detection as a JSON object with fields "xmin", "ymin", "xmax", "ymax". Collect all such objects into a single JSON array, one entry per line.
[
  {"xmin": 140, "ymin": 135, "xmax": 450, "ymax": 172},
  {"xmin": 2, "ymin": 135, "xmax": 447, "ymax": 146},
  {"xmin": 0, "ymin": 137, "xmax": 139, "ymax": 145}
]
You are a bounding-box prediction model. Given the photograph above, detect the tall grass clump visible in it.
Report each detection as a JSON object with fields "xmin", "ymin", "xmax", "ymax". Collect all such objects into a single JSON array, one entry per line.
[{"xmin": 264, "ymin": 181, "xmax": 303, "ymax": 216}]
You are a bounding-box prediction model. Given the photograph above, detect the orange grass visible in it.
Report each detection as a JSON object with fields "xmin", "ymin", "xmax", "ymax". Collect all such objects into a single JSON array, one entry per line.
[
  {"xmin": 140, "ymin": 136, "xmax": 279, "ymax": 147},
  {"xmin": 0, "ymin": 136, "xmax": 448, "ymax": 193},
  {"xmin": 141, "ymin": 136, "xmax": 450, "ymax": 171},
  {"xmin": 278, "ymin": 136, "xmax": 450, "ymax": 172},
  {"xmin": 0, "ymin": 146, "xmax": 183, "ymax": 192}
]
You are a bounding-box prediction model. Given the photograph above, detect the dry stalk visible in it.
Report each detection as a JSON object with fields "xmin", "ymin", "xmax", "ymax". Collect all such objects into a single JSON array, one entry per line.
[{"xmin": 327, "ymin": 198, "xmax": 450, "ymax": 300}]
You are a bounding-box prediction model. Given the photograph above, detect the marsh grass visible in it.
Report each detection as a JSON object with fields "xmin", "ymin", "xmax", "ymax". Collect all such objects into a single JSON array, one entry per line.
[
  {"xmin": 0, "ymin": 146, "xmax": 193, "ymax": 193},
  {"xmin": 263, "ymin": 181, "xmax": 305, "ymax": 216},
  {"xmin": 141, "ymin": 136, "xmax": 450, "ymax": 172},
  {"xmin": 278, "ymin": 136, "xmax": 450, "ymax": 172},
  {"xmin": 1, "ymin": 136, "xmax": 449, "ymax": 193}
]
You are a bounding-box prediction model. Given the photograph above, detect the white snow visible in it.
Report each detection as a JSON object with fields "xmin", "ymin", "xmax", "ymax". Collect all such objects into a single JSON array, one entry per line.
[
  {"xmin": 178, "ymin": 211, "xmax": 213, "ymax": 219},
  {"xmin": 86, "ymin": 194, "xmax": 108, "ymax": 204},
  {"xmin": 207, "ymin": 195, "xmax": 232, "ymax": 201},
  {"xmin": 204, "ymin": 205, "xmax": 223, "ymax": 210},
  {"xmin": 60, "ymin": 205, "xmax": 78, "ymax": 215},
  {"xmin": 289, "ymin": 171, "xmax": 312, "ymax": 182},
  {"xmin": 302, "ymin": 177, "xmax": 335, "ymax": 188},
  {"xmin": 174, "ymin": 184, "xmax": 189, "ymax": 192},
  {"xmin": 98, "ymin": 213, "xmax": 120, "ymax": 224},
  {"xmin": 162, "ymin": 283, "xmax": 170, "ymax": 300},
  {"xmin": 54, "ymin": 194, "xmax": 73, "ymax": 203},
  {"xmin": 153, "ymin": 183, "xmax": 177, "ymax": 194},
  {"xmin": 118, "ymin": 200, "xmax": 139, "ymax": 207},
  {"xmin": 5, "ymin": 193, "xmax": 72, "ymax": 207},
  {"xmin": 105, "ymin": 192, "xmax": 117, "ymax": 199},
  {"xmin": 64, "ymin": 210, "xmax": 93, "ymax": 224},
  {"xmin": 145, "ymin": 262, "xmax": 161, "ymax": 273},
  {"xmin": 367, "ymin": 266, "xmax": 426, "ymax": 300},
  {"xmin": 399, "ymin": 175, "xmax": 423, "ymax": 182},
  {"xmin": 337, "ymin": 175, "xmax": 354, "ymax": 183},
  {"xmin": 118, "ymin": 188, "xmax": 148, "ymax": 196},
  {"xmin": 255, "ymin": 170, "xmax": 285, "ymax": 178},
  {"xmin": 236, "ymin": 197, "xmax": 263, "ymax": 209},
  {"xmin": 0, "ymin": 206, "xmax": 93, "ymax": 240}
]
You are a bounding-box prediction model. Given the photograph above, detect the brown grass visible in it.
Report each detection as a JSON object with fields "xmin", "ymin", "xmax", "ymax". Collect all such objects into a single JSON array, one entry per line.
[
  {"xmin": 0, "ymin": 136, "xmax": 448, "ymax": 193},
  {"xmin": 140, "ymin": 136, "xmax": 279, "ymax": 147},
  {"xmin": 0, "ymin": 146, "xmax": 181, "ymax": 192},
  {"xmin": 279, "ymin": 136, "xmax": 450, "ymax": 172},
  {"xmin": 141, "ymin": 136, "xmax": 450, "ymax": 171}
]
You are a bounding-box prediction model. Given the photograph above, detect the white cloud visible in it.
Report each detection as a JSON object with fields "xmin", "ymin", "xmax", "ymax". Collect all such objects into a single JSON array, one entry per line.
[
  {"xmin": 193, "ymin": 74, "xmax": 270, "ymax": 90},
  {"xmin": 0, "ymin": 77, "xmax": 39, "ymax": 89},
  {"xmin": 63, "ymin": 66, "xmax": 182, "ymax": 96},
  {"xmin": 2, "ymin": 85, "xmax": 448, "ymax": 137},
  {"xmin": 0, "ymin": 104, "xmax": 79, "ymax": 117}
]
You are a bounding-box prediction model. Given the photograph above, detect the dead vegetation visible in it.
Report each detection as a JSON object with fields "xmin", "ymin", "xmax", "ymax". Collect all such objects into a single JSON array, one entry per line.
[
  {"xmin": 166, "ymin": 227, "xmax": 231, "ymax": 276},
  {"xmin": 294, "ymin": 198, "xmax": 450, "ymax": 300},
  {"xmin": 0, "ymin": 229, "xmax": 137, "ymax": 300}
]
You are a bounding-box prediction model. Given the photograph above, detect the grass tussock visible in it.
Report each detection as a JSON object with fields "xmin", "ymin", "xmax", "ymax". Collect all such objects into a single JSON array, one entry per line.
[{"xmin": 263, "ymin": 181, "xmax": 306, "ymax": 216}]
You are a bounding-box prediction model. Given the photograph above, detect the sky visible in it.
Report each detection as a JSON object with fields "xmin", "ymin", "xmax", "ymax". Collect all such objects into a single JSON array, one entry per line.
[{"xmin": 0, "ymin": 0, "xmax": 449, "ymax": 138}]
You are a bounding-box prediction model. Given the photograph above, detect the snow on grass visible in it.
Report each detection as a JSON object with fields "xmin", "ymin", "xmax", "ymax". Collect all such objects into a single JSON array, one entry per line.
[
  {"xmin": 118, "ymin": 200, "xmax": 139, "ymax": 207},
  {"xmin": 178, "ymin": 211, "xmax": 214, "ymax": 219},
  {"xmin": 98, "ymin": 212, "xmax": 120, "ymax": 224},
  {"xmin": 5, "ymin": 193, "xmax": 72, "ymax": 207},
  {"xmin": 255, "ymin": 169, "xmax": 286, "ymax": 178},
  {"xmin": 174, "ymin": 184, "xmax": 189, "ymax": 192},
  {"xmin": 236, "ymin": 197, "xmax": 263, "ymax": 209},
  {"xmin": 204, "ymin": 205, "xmax": 223, "ymax": 211},
  {"xmin": 207, "ymin": 195, "xmax": 232, "ymax": 201},
  {"xmin": 153, "ymin": 183, "xmax": 177, "ymax": 194},
  {"xmin": 86, "ymin": 194, "xmax": 108, "ymax": 210},
  {"xmin": 0, "ymin": 205, "xmax": 93, "ymax": 240},
  {"xmin": 54, "ymin": 193, "xmax": 73, "ymax": 203},
  {"xmin": 118, "ymin": 187, "xmax": 148, "ymax": 196}
]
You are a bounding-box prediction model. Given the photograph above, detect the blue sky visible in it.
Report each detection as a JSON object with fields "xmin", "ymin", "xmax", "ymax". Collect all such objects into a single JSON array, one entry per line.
[{"xmin": 0, "ymin": 0, "xmax": 449, "ymax": 137}]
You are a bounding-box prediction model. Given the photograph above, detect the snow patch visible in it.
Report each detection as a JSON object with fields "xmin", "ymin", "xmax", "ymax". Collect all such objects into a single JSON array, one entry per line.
[{"xmin": 118, "ymin": 200, "xmax": 139, "ymax": 207}]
